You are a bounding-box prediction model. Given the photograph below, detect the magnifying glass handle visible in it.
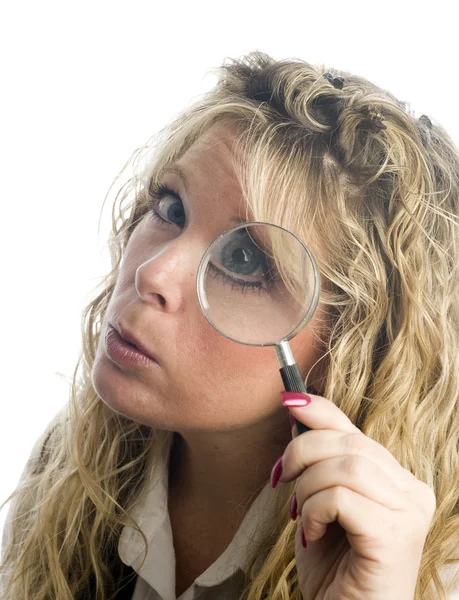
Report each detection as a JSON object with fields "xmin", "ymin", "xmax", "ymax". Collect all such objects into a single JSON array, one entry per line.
[
  {"xmin": 275, "ymin": 341, "xmax": 311, "ymax": 435},
  {"xmin": 279, "ymin": 363, "xmax": 311, "ymax": 435}
]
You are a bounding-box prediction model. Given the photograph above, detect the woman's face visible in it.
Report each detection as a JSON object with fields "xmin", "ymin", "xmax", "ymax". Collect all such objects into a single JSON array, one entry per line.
[{"xmin": 92, "ymin": 123, "xmax": 328, "ymax": 432}]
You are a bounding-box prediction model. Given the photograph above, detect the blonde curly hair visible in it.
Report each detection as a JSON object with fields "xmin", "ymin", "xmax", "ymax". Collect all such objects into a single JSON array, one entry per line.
[{"xmin": 1, "ymin": 50, "xmax": 459, "ymax": 599}]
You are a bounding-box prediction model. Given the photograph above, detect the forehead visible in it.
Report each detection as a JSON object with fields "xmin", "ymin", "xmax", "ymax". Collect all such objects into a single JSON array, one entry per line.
[
  {"xmin": 164, "ymin": 123, "xmax": 250, "ymax": 223},
  {"xmin": 178, "ymin": 123, "xmax": 240, "ymax": 180}
]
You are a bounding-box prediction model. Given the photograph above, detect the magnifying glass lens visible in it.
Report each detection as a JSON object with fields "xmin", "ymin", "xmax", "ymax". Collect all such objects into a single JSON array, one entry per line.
[{"xmin": 197, "ymin": 223, "xmax": 319, "ymax": 346}]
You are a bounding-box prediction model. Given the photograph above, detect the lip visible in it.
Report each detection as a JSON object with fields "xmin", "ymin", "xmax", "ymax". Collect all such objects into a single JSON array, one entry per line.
[
  {"xmin": 112, "ymin": 322, "xmax": 158, "ymax": 361},
  {"xmin": 105, "ymin": 324, "xmax": 159, "ymax": 368}
]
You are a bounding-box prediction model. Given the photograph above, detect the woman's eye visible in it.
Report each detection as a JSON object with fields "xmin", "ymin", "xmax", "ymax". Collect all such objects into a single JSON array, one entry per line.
[{"xmin": 148, "ymin": 183, "xmax": 186, "ymax": 227}]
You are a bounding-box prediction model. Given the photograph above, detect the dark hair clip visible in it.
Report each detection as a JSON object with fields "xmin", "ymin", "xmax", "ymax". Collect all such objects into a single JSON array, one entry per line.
[
  {"xmin": 419, "ymin": 114, "xmax": 432, "ymax": 129},
  {"xmin": 322, "ymin": 72, "xmax": 344, "ymax": 90},
  {"xmin": 359, "ymin": 106, "xmax": 387, "ymax": 133}
]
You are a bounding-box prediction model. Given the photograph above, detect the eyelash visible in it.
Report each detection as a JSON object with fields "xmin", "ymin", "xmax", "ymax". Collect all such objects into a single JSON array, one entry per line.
[{"xmin": 147, "ymin": 182, "xmax": 184, "ymax": 227}]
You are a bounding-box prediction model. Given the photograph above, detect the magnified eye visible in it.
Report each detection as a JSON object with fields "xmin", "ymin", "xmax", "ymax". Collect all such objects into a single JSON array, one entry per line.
[
  {"xmin": 221, "ymin": 232, "xmax": 264, "ymax": 276},
  {"xmin": 209, "ymin": 229, "xmax": 278, "ymax": 294},
  {"xmin": 148, "ymin": 182, "xmax": 186, "ymax": 227}
]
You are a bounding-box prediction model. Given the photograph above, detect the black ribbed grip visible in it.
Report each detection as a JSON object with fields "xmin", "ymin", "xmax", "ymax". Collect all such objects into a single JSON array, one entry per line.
[{"xmin": 280, "ymin": 364, "xmax": 311, "ymax": 434}]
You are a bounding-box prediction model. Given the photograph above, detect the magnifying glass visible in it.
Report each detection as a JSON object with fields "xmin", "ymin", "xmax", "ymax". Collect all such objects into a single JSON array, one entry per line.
[{"xmin": 196, "ymin": 222, "xmax": 321, "ymax": 435}]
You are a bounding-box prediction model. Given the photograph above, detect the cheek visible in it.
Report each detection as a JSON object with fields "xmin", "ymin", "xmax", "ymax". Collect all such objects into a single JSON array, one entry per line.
[
  {"xmin": 182, "ymin": 325, "xmax": 285, "ymax": 417},
  {"xmin": 192, "ymin": 324, "xmax": 325, "ymax": 419},
  {"xmin": 180, "ymin": 308, "xmax": 325, "ymax": 410}
]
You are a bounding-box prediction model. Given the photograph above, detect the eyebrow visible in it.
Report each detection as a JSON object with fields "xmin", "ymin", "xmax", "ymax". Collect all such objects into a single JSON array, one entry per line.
[
  {"xmin": 157, "ymin": 162, "xmax": 248, "ymax": 225},
  {"xmin": 157, "ymin": 163, "xmax": 191, "ymax": 193}
]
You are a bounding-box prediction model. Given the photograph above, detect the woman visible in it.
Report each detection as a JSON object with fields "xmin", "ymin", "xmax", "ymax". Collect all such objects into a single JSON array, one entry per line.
[{"xmin": 1, "ymin": 50, "xmax": 459, "ymax": 599}]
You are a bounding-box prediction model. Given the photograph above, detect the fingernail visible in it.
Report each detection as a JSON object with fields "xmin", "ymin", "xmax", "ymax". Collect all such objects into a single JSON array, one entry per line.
[
  {"xmin": 281, "ymin": 392, "xmax": 312, "ymax": 407},
  {"xmin": 289, "ymin": 493, "xmax": 297, "ymax": 520},
  {"xmin": 270, "ymin": 456, "xmax": 283, "ymax": 488},
  {"xmin": 289, "ymin": 413, "xmax": 296, "ymax": 428},
  {"xmin": 301, "ymin": 527, "xmax": 308, "ymax": 549}
]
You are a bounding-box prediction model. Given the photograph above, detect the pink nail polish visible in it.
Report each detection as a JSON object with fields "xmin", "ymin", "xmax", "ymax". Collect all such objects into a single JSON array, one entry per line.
[
  {"xmin": 301, "ymin": 527, "xmax": 308, "ymax": 549},
  {"xmin": 289, "ymin": 493, "xmax": 297, "ymax": 520},
  {"xmin": 289, "ymin": 413, "xmax": 296, "ymax": 428},
  {"xmin": 281, "ymin": 391, "xmax": 312, "ymax": 407},
  {"xmin": 270, "ymin": 456, "xmax": 283, "ymax": 488}
]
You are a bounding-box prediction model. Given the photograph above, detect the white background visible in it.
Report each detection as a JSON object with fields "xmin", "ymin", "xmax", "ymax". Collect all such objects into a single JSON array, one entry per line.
[{"xmin": 1, "ymin": 0, "xmax": 458, "ymax": 551}]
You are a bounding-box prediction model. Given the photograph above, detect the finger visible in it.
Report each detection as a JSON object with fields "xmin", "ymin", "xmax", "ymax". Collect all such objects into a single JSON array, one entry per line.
[
  {"xmin": 280, "ymin": 429, "xmax": 411, "ymax": 489},
  {"xmin": 298, "ymin": 486, "xmax": 428, "ymax": 562},
  {"xmin": 289, "ymin": 414, "xmax": 299, "ymax": 439},
  {"xmin": 294, "ymin": 454, "xmax": 407, "ymax": 514},
  {"xmin": 283, "ymin": 393, "xmax": 360, "ymax": 435},
  {"xmin": 299, "ymin": 485, "xmax": 393, "ymax": 544}
]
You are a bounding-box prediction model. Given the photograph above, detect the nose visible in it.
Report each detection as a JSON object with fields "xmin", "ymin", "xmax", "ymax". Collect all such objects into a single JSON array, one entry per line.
[{"xmin": 134, "ymin": 237, "xmax": 202, "ymax": 312}]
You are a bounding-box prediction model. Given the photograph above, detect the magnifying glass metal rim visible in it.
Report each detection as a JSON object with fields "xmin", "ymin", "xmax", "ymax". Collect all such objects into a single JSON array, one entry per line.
[{"xmin": 196, "ymin": 221, "xmax": 321, "ymax": 347}]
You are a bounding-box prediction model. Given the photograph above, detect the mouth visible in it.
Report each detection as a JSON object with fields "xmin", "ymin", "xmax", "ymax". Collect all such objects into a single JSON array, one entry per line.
[{"xmin": 110, "ymin": 322, "xmax": 158, "ymax": 363}]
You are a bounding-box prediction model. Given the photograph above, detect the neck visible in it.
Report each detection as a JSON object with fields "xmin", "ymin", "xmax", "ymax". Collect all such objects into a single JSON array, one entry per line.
[{"xmin": 167, "ymin": 407, "xmax": 292, "ymax": 521}]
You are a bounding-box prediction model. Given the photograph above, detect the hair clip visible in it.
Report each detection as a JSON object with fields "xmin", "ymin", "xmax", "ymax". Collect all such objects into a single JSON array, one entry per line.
[
  {"xmin": 358, "ymin": 106, "xmax": 387, "ymax": 133},
  {"xmin": 322, "ymin": 72, "xmax": 344, "ymax": 90},
  {"xmin": 419, "ymin": 114, "xmax": 432, "ymax": 129}
]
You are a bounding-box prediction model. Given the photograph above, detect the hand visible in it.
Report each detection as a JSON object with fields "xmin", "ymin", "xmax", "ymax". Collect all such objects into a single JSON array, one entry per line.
[{"xmin": 271, "ymin": 393, "xmax": 436, "ymax": 600}]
